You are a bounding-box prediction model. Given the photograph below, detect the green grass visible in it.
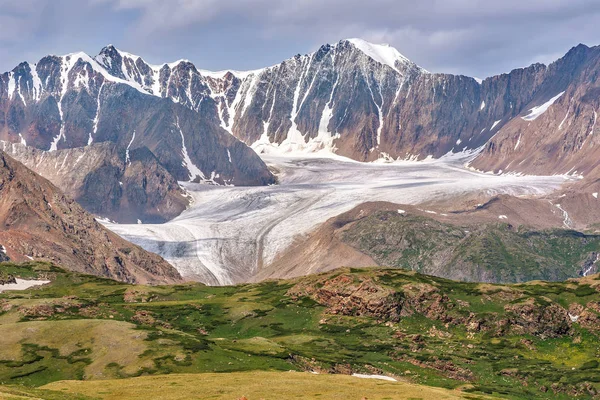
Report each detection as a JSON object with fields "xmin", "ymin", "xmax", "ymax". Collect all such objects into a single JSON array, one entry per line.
[
  {"xmin": 0, "ymin": 262, "xmax": 599, "ymax": 399},
  {"xmin": 42, "ymin": 371, "xmax": 490, "ymax": 400}
]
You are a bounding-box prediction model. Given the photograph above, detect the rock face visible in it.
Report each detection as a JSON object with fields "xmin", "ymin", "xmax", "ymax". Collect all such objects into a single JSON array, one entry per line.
[
  {"xmin": 0, "ymin": 150, "xmax": 182, "ymax": 284},
  {"xmin": 1, "ymin": 142, "xmax": 188, "ymax": 223},
  {"xmin": 471, "ymin": 44, "xmax": 600, "ymax": 176}
]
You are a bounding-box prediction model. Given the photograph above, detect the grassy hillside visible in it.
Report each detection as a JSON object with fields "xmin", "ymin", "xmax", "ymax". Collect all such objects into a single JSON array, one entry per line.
[
  {"xmin": 0, "ymin": 262, "xmax": 599, "ymax": 399},
  {"xmin": 41, "ymin": 371, "xmax": 480, "ymax": 400},
  {"xmin": 342, "ymin": 211, "xmax": 600, "ymax": 283}
]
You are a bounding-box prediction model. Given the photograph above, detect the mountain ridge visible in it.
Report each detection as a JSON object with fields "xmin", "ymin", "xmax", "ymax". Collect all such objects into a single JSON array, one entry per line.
[
  {"xmin": 4, "ymin": 39, "xmax": 600, "ymax": 226},
  {"xmin": 3, "ymin": 39, "xmax": 597, "ymax": 166}
]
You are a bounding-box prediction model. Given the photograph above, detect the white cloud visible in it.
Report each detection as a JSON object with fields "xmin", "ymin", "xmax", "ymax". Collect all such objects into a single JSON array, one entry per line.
[{"xmin": 1, "ymin": 0, "xmax": 600, "ymax": 77}]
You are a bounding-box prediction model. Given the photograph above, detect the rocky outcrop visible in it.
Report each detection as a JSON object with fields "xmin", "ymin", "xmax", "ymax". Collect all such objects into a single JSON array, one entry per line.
[
  {"xmin": 288, "ymin": 269, "xmax": 600, "ymax": 340},
  {"xmin": 0, "ymin": 273, "xmax": 16, "ymax": 285},
  {"xmin": 288, "ymin": 273, "xmax": 403, "ymax": 321},
  {"xmin": 288, "ymin": 273, "xmax": 456, "ymax": 325},
  {"xmin": 0, "ymin": 150, "xmax": 182, "ymax": 284},
  {"xmin": 504, "ymin": 299, "xmax": 571, "ymax": 338}
]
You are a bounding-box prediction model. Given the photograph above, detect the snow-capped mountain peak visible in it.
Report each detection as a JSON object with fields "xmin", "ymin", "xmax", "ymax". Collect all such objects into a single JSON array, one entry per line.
[{"xmin": 343, "ymin": 38, "xmax": 426, "ymax": 74}]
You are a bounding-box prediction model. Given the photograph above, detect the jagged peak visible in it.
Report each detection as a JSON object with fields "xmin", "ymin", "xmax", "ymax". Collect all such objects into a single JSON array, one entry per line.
[
  {"xmin": 98, "ymin": 45, "xmax": 202, "ymax": 73},
  {"xmin": 561, "ymin": 43, "xmax": 592, "ymax": 60},
  {"xmin": 51, "ymin": 50, "xmax": 151, "ymax": 95}
]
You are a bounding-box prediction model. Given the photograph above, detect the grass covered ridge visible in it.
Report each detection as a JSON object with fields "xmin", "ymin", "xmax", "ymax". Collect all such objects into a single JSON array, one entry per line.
[{"xmin": 342, "ymin": 211, "xmax": 600, "ymax": 283}]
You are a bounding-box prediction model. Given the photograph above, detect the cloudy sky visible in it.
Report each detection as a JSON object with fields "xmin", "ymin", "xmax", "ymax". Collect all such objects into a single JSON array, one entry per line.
[{"xmin": 2, "ymin": 0, "xmax": 600, "ymax": 78}]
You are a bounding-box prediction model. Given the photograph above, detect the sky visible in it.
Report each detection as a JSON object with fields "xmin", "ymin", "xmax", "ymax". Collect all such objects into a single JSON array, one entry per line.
[{"xmin": 2, "ymin": 0, "xmax": 600, "ymax": 78}]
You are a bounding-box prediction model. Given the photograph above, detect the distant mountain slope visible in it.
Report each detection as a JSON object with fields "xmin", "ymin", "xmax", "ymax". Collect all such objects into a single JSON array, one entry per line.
[
  {"xmin": 259, "ymin": 201, "xmax": 600, "ymax": 283},
  {"xmin": 0, "ymin": 51, "xmax": 274, "ymax": 221},
  {"xmin": 0, "ymin": 53, "xmax": 274, "ymax": 185},
  {"xmin": 1, "ymin": 141, "xmax": 189, "ymax": 223},
  {"xmin": 471, "ymin": 44, "xmax": 600, "ymax": 176},
  {"xmin": 0, "ymin": 150, "xmax": 181, "ymax": 283},
  {"xmin": 11, "ymin": 38, "xmax": 594, "ymax": 173}
]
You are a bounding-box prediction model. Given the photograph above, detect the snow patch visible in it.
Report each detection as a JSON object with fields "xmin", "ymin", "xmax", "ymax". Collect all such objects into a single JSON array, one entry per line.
[
  {"xmin": 589, "ymin": 110, "xmax": 597, "ymax": 136},
  {"xmin": 551, "ymin": 202, "xmax": 572, "ymax": 228},
  {"xmin": 175, "ymin": 116, "xmax": 205, "ymax": 181},
  {"xmin": 125, "ymin": 130, "xmax": 136, "ymax": 164},
  {"xmin": 521, "ymin": 92, "xmax": 565, "ymax": 121},
  {"xmin": 498, "ymin": 215, "xmax": 508, "ymax": 220},
  {"xmin": 7, "ymin": 72, "xmax": 16, "ymax": 100},
  {"xmin": 347, "ymin": 38, "xmax": 411, "ymax": 74},
  {"xmin": 352, "ymin": 374, "xmax": 397, "ymax": 382},
  {"xmin": 514, "ymin": 134, "xmax": 522, "ymax": 151},
  {"xmin": 583, "ymin": 254, "xmax": 599, "ymax": 277},
  {"xmin": 91, "ymin": 81, "xmax": 105, "ymax": 142},
  {"xmin": 569, "ymin": 313, "xmax": 579, "ymax": 322},
  {"xmin": 30, "ymin": 64, "xmax": 43, "ymax": 101},
  {"xmin": 559, "ymin": 109, "xmax": 570, "ymax": 129},
  {"xmin": 239, "ymin": 73, "xmax": 260, "ymax": 118},
  {"xmin": 0, "ymin": 279, "xmax": 51, "ymax": 293},
  {"xmin": 491, "ymin": 120, "xmax": 502, "ymax": 130}
]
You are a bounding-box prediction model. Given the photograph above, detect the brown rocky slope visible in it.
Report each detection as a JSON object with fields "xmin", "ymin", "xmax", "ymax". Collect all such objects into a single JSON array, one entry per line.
[{"xmin": 0, "ymin": 150, "xmax": 181, "ymax": 284}]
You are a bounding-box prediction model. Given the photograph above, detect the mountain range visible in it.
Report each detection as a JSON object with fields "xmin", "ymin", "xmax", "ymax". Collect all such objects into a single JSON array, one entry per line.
[{"xmin": 3, "ymin": 39, "xmax": 600, "ymax": 222}]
